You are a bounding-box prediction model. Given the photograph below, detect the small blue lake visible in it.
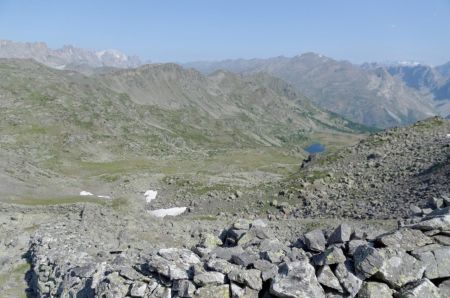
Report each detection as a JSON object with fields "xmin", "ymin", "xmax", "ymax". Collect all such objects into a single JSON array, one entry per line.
[{"xmin": 304, "ymin": 143, "xmax": 325, "ymax": 154}]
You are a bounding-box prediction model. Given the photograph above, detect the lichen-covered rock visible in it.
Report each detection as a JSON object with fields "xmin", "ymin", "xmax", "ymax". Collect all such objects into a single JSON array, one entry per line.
[
  {"xmin": 376, "ymin": 228, "xmax": 433, "ymax": 251},
  {"xmin": 270, "ymin": 260, "xmax": 325, "ymax": 298},
  {"xmin": 228, "ymin": 269, "xmax": 262, "ymax": 291},
  {"xmin": 353, "ymin": 245, "xmax": 383, "ymax": 278},
  {"xmin": 194, "ymin": 284, "xmax": 230, "ymax": 298},
  {"xmin": 304, "ymin": 229, "xmax": 327, "ymax": 252},
  {"xmin": 375, "ymin": 248, "xmax": 426, "ymax": 289},
  {"xmin": 193, "ymin": 271, "xmax": 226, "ymax": 287},
  {"xmin": 312, "ymin": 246, "xmax": 346, "ymax": 266},
  {"xmin": 358, "ymin": 281, "xmax": 393, "ymax": 298},
  {"xmin": 316, "ymin": 265, "xmax": 344, "ymax": 293},
  {"xmin": 333, "ymin": 260, "xmax": 363, "ymax": 297}
]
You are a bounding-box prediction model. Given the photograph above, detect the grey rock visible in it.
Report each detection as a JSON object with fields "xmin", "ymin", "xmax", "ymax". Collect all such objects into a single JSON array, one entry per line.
[
  {"xmin": 328, "ymin": 224, "xmax": 352, "ymax": 245},
  {"xmin": 410, "ymin": 205, "xmax": 422, "ymax": 215},
  {"xmin": 232, "ymin": 252, "xmax": 259, "ymax": 267},
  {"xmin": 261, "ymin": 250, "xmax": 284, "ymax": 264},
  {"xmin": 375, "ymin": 248, "xmax": 426, "ymax": 289},
  {"xmin": 312, "ymin": 247, "xmax": 346, "ymax": 266},
  {"xmin": 433, "ymin": 235, "xmax": 450, "ymax": 245},
  {"xmin": 230, "ymin": 283, "xmax": 259, "ymax": 298},
  {"xmin": 270, "ymin": 260, "xmax": 325, "ymax": 298},
  {"xmin": 199, "ymin": 233, "xmax": 223, "ymax": 249},
  {"xmin": 193, "ymin": 271, "xmax": 226, "ymax": 287},
  {"xmin": 358, "ymin": 281, "xmax": 393, "ymax": 298},
  {"xmin": 412, "ymin": 246, "xmax": 450, "ymax": 279},
  {"xmin": 194, "ymin": 284, "xmax": 230, "ymax": 298},
  {"xmin": 396, "ymin": 278, "xmax": 441, "ymax": 298},
  {"xmin": 333, "ymin": 261, "xmax": 363, "ymax": 297},
  {"xmin": 253, "ymin": 259, "xmax": 278, "ymax": 281},
  {"xmin": 228, "ymin": 269, "xmax": 262, "ymax": 291},
  {"xmin": 206, "ymin": 258, "xmax": 240, "ymax": 274},
  {"xmin": 211, "ymin": 246, "xmax": 245, "ymax": 261},
  {"xmin": 376, "ymin": 228, "xmax": 433, "ymax": 251},
  {"xmin": 353, "ymin": 245, "xmax": 384, "ymax": 278},
  {"xmin": 411, "ymin": 215, "xmax": 450, "ymax": 231},
  {"xmin": 304, "ymin": 229, "xmax": 327, "ymax": 252},
  {"xmin": 438, "ymin": 279, "xmax": 450, "ymax": 296},
  {"xmin": 173, "ymin": 279, "xmax": 196, "ymax": 297},
  {"xmin": 130, "ymin": 281, "xmax": 147, "ymax": 297},
  {"xmin": 316, "ymin": 265, "xmax": 344, "ymax": 293},
  {"xmin": 428, "ymin": 197, "xmax": 444, "ymax": 209},
  {"xmin": 347, "ymin": 240, "xmax": 369, "ymax": 256}
]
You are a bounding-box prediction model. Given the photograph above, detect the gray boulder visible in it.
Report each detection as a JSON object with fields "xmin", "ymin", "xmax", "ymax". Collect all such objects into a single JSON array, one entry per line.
[
  {"xmin": 375, "ymin": 248, "xmax": 426, "ymax": 289},
  {"xmin": 228, "ymin": 268, "xmax": 262, "ymax": 291},
  {"xmin": 316, "ymin": 265, "xmax": 344, "ymax": 293},
  {"xmin": 253, "ymin": 259, "xmax": 278, "ymax": 281},
  {"xmin": 396, "ymin": 278, "xmax": 441, "ymax": 298},
  {"xmin": 412, "ymin": 246, "xmax": 450, "ymax": 279},
  {"xmin": 270, "ymin": 260, "xmax": 325, "ymax": 298},
  {"xmin": 376, "ymin": 228, "xmax": 433, "ymax": 251},
  {"xmin": 211, "ymin": 246, "xmax": 245, "ymax": 262},
  {"xmin": 328, "ymin": 223, "xmax": 352, "ymax": 245},
  {"xmin": 411, "ymin": 215, "xmax": 450, "ymax": 231},
  {"xmin": 358, "ymin": 281, "xmax": 393, "ymax": 298},
  {"xmin": 173, "ymin": 280, "xmax": 196, "ymax": 297},
  {"xmin": 304, "ymin": 229, "xmax": 327, "ymax": 252},
  {"xmin": 193, "ymin": 271, "xmax": 226, "ymax": 287},
  {"xmin": 312, "ymin": 246, "xmax": 346, "ymax": 266},
  {"xmin": 230, "ymin": 283, "xmax": 259, "ymax": 298},
  {"xmin": 353, "ymin": 245, "xmax": 384, "ymax": 279},
  {"xmin": 438, "ymin": 279, "xmax": 450, "ymax": 297},
  {"xmin": 333, "ymin": 260, "xmax": 363, "ymax": 297},
  {"xmin": 194, "ymin": 284, "xmax": 230, "ymax": 298},
  {"xmin": 206, "ymin": 258, "xmax": 240, "ymax": 274}
]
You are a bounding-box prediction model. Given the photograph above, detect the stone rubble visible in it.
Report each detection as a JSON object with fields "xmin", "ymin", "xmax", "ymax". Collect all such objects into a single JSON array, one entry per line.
[{"xmin": 26, "ymin": 196, "xmax": 450, "ymax": 297}]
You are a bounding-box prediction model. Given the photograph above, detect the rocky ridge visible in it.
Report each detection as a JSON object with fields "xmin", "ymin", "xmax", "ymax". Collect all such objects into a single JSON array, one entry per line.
[
  {"xmin": 275, "ymin": 117, "xmax": 450, "ymax": 220},
  {"xmin": 24, "ymin": 196, "xmax": 450, "ymax": 297}
]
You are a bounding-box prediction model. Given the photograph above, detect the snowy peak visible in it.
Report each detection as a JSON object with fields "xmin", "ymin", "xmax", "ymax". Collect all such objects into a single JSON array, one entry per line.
[{"xmin": 0, "ymin": 39, "xmax": 142, "ymax": 69}]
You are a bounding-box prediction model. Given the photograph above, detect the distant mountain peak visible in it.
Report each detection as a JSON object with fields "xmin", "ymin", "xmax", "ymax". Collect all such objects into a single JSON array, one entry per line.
[{"xmin": 0, "ymin": 39, "xmax": 142, "ymax": 69}]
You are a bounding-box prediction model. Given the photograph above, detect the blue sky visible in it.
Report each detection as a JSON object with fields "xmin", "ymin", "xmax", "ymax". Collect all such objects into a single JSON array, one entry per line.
[{"xmin": 0, "ymin": 0, "xmax": 449, "ymax": 64}]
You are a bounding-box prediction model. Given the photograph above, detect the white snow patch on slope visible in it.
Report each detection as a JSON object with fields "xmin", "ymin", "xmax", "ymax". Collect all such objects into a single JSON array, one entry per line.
[
  {"xmin": 446, "ymin": 133, "xmax": 450, "ymax": 138},
  {"xmin": 80, "ymin": 191, "xmax": 94, "ymax": 196},
  {"xmin": 148, "ymin": 207, "xmax": 187, "ymax": 218},
  {"xmin": 144, "ymin": 190, "xmax": 158, "ymax": 203},
  {"xmin": 97, "ymin": 195, "xmax": 111, "ymax": 199}
]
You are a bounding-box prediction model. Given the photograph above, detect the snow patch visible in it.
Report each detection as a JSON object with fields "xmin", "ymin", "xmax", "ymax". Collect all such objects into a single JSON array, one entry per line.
[
  {"xmin": 148, "ymin": 207, "xmax": 187, "ymax": 218},
  {"xmin": 97, "ymin": 195, "xmax": 111, "ymax": 199},
  {"xmin": 446, "ymin": 134, "xmax": 450, "ymax": 138},
  {"xmin": 144, "ymin": 190, "xmax": 158, "ymax": 203},
  {"xmin": 80, "ymin": 191, "xmax": 94, "ymax": 196}
]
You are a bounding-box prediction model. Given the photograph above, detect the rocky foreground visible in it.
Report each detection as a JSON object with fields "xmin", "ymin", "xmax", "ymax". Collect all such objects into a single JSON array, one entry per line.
[{"xmin": 24, "ymin": 196, "xmax": 450, "ymax": 297}]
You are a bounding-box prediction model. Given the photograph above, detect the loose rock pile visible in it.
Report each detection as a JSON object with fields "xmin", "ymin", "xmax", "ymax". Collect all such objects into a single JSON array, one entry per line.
[
  {"xmin": 280, "ymin": 117, "xmax": 450, "ymax": 220},
  {"xmin": 28, "ymin": 199, "xmax": 450, "ymax": 297}
]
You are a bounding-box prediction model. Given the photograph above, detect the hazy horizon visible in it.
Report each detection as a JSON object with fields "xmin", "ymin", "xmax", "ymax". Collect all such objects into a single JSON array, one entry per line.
[{"xmin": 1, "ymin": 0, "xmax": 449, "ymax": 65}]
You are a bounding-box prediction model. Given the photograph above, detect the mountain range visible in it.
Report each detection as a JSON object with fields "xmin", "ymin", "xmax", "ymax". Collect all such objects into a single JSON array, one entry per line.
[
  {"xmin": 2, "ymin": 39, "xmax": 450, "ymax": 128},
  {"xmin": 0, "ymin": 39, "xmax": 142, "ymax": 69},
  {"xmin": 185, "ymin": 53, "xmax": 450, "ymax": 128}
]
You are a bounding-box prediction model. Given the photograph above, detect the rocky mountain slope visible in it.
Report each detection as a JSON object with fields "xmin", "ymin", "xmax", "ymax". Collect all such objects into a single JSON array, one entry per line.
[
  {"xmin": 0, "ymin": 39, "xmax": 142, "ymax": 69},
  {"xmin": 1, "ymin": 116, "xmax": 449, "ymax": 297},
  {"xmin": 0, "ymin": 58, "xmax": 365, "ymax": 201},
  {"xmin": 365, "ymin": 62, "xmax": 450, "ymax": 119},
  {"xmin": 1, "ymin": 188, "xmax": 449, "ymax": 297},
  {"xmin": 275, "ymin": 117, "xmax": 450, "ymax": 220},
  {"xmin": 185, "ymin": 53, "xmax": 437, "ymax": 128}
]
